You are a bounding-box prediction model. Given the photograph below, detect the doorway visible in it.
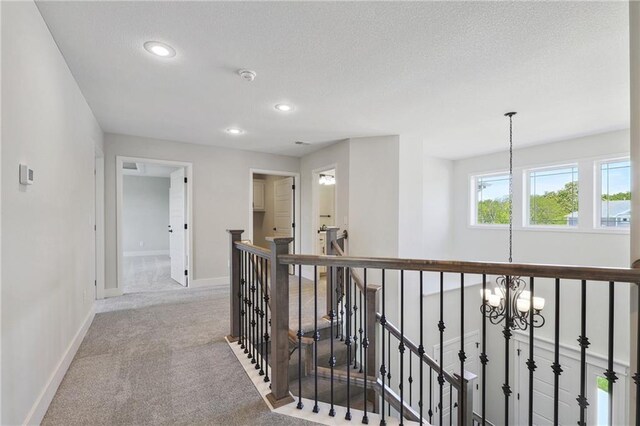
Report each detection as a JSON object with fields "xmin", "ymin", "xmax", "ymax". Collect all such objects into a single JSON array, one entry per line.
[
  {"xmin": 251, "ymin": 172, "xmax": 296, "ymax": 252},
  {"xmin": 312, "ymin": 166, "xmax": 337, "ymax": 276},
  {"xmin": 116, "ymin": 157, "xmax": 193, "ymax": 294}
]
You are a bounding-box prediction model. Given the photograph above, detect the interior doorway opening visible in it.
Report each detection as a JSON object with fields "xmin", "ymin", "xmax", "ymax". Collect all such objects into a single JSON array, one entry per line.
[
  {"xmin": 312, "ymin": 166, "xmax": 337, "ymax": 277},
  {"xmin": 251, "ymin": 172, "xmax": 296, "ymax": 252},
  {"xmin": 116, "ymin": 157, "xmax": 192, "ymax": 294}
]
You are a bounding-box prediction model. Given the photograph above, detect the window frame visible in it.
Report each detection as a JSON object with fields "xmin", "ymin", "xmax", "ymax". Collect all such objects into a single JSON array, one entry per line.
[
  {"xmin": 469, "ymin": 171, "xmax": 511, "ymax": 228},
  {"xmin": 594, "ymin": 157, "xmax": 631, "ymax": 232},
  {"xmin": 524, "ymin": 163, "xmax": 580, "ymax": 229}
]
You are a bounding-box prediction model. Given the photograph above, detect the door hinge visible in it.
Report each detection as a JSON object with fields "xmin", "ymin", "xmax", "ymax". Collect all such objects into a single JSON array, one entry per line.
[
  {"xmin": 94, "ymin": 280, "xmax": 97, "ymax": 287},
  {"xmin": 184, "ymin": 223, "xmax": 188, "ymax": 230},
  {"xmin": 291, "ymin": 184, "xmax": 295, "ymax": 190},
  {"xmin": 94, "ymin": 224, "xmax": 97, "ymax": 231},
  {"xmin": 517, "ymin": 393, "xmax": 520, "ymax": 401},
  {"xmin": 292, "ymin": 223, "xmax": 295, "ymax": 228},
  {"xmin": 184, "ymin": 177, "xmax": 188, "ymax": 183},
  {"xmin": 184, "ymin": 269, "xmax": 188, "ymax": 276}
]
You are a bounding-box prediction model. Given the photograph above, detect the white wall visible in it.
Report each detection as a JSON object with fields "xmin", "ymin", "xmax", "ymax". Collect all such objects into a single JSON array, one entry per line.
[
  {"xmin": 122, "ymin": 175, "xmax": 170, "ymax": 255},
  {"xmin": 448, "ymin": 129, "xmax": 630, "ymax": 424},
  {"xmin": 104, "ymin": 133, "xmax": 299, "ymax": 290},
  {"xmin": 1, "ymin": 2, "xmax": 103, "ymax": 424}
]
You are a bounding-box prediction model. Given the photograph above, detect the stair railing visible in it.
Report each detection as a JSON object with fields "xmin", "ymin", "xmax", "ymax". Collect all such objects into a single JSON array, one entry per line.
[{"xmin": 228, "ymin": 228, "xmax": 640, "ymax": 426}]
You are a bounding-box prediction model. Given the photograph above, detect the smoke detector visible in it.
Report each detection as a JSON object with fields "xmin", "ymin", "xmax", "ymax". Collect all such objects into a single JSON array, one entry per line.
[{"xmin": 238, "ymin": 69, "xmax": 257, "ymax": 82}]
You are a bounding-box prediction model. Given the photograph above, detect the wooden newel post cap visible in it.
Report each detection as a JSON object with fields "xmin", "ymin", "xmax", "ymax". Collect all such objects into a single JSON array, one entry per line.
[
  {"xmin": 227, "ymin": 229, "xmax": 244, "ymax": 236},
  {"xmin": 266, "ymin": 236, "xmax": 294, "ymax": 246}
]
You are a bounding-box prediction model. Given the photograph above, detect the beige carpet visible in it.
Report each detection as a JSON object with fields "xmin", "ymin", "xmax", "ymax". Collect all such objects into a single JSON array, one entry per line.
[
  {"xmin": 122, "ymin": 255, "xmax": 184, "ymax": 294},
  {"xmin": 42, "ymin": 286, "xmax": 319, "ymax": 426}
]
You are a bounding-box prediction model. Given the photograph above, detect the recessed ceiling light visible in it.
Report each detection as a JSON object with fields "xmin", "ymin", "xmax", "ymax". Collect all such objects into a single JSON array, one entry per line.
[
  {"xmin": 275, "ymin": 104, "xmax": 294, "ymax": 112},
  {"xmin": 226, "ymin": 128, "xmax": 244, "ymax": 135},
  {"xmin": 143, "ymin": 41, "xmax": 176, "ymax": 58}
]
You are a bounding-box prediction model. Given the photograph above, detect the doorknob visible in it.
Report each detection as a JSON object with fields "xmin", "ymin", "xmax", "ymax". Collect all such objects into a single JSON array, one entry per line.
[
  {"xmin": 273, "ymin": 227, "xmax": 276, "ymax": 231},
  {"xmin": 169, "ymin": 229, "xmax": 173, "ymax": 233}
]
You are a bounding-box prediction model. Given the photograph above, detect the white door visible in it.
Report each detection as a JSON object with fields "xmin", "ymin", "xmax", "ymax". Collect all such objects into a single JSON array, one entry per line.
[
  {"xmin": 169, "ymin": 168, "xmax": 187, "ymax": 286},
  {"xmin": 273, "ymin": 177, "xmax": 294, "ymax": 247},
  {"xmin": 515, "ymin": 339, "xmax": 627, "ymax": 426}
]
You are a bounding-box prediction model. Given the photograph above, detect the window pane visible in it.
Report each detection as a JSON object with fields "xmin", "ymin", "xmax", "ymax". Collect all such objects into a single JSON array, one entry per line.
[
  {"xmin": 529, "ymin": 166, "xmax": 578, "ymax": 226},
  {"xmin": 601, "ymin": 160, "xmax": 631, "ymax": 228},
  {"xmin": 476, "ymin": 174, "xmax": 510, "ymax": 224}
]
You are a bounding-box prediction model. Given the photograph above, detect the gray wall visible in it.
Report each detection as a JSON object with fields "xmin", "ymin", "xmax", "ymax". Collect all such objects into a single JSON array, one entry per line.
[
  {"xmin": 104, "ymin": 133, "xmax": 300, "ymax": 289},
  {"xmin": 1, "ymin": 2, "xmax": 103, "ymax": 424},
  {"xmin": 123, "ymin": 176, "xmax": 170, "ymax": 255}
]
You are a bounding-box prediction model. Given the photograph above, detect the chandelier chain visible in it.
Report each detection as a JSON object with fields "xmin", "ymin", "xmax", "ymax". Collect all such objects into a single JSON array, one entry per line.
[{"xmin": 508, "ymin": 114, "xmax": 514, "ymax": 264}]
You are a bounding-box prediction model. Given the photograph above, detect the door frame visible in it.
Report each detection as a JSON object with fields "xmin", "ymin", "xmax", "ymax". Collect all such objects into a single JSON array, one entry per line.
[
  {"xmin": 115, "ymin": 156, "xmax": 193, "ymax": 294},
  {"xmin": 95, "ymin": 147, "xmax": 105, "ymax": 299},
  {"xmin": 311, "ymin": 163, "xmax": 339, "ymax": 256},
  {"xmin": 248, "ymin": 169, "xmax": 300, "ymax": 253}
]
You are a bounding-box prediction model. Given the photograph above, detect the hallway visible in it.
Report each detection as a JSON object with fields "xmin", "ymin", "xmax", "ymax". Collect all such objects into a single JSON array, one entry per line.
[
  {"xmin": 122, "ymin": 255, "xmax": 184, "ymax": 294},
  {"xmin": 42, "ymin": 287, "xmax": 318, "ymax": 425}
]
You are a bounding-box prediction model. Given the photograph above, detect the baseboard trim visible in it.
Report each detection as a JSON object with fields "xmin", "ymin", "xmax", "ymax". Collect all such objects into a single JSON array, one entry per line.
[
  {"xmin": 190, "ymin": 276, "xmax": 229, "ymax": 288},
  {"xmin": 104, "ymin": 287, "xmax": 123, "ymax": 298},
  {"xmin": 24, "ymin": 304, "xmax": 96, "ymax": 425},
  {"xmin": 123, "ymin": 250, "xmax": 169, "ymax": 257}
]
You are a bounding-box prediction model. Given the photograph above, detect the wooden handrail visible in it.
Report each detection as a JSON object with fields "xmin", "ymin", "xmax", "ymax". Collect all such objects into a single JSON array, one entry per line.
[
  {"xmin": 377, "ymin": 312, "xmax": 463, "ymax": 391},
  {"xmin": 235, "ymin": 241, "xmax": 271, "ymax": 259},
  {"xmin": 331, "ymin": 241, "xmax": 381, "ymax": 292},
  {"xmin": 279, "ymin": 254, "xmax": 640, "ymax": 283}
]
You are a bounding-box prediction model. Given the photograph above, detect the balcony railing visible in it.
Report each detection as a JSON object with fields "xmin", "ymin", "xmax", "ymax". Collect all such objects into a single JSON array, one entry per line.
[{"xmin": 227, "ymin": 228, "xmax": 640, "ymax": 426}]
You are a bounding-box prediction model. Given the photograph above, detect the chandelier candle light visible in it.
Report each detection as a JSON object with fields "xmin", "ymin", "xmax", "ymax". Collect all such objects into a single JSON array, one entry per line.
[{"xmin": 480, "ymin": 112, "xmax": 546, "ymax": 330}]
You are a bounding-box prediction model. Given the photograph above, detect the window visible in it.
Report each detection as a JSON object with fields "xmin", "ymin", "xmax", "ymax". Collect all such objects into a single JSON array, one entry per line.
[
  {"xmin": 596, "ymin": 376, "xmax": 610, "ymax": 426},
  {"xmin": 474, "ymin": 173, "xmax": 510, "ymax": 225},
  {"xmin": 528, "ymin": 165, "xmax": 578, "ymax": 226},
  {"xmin": 600, "ymin": 159, "xmax": 630, "ymax": 228}
]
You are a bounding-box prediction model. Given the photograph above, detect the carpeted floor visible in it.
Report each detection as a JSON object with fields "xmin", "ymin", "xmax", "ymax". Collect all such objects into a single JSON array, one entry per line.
[
  {"xmin": 42, "ymin": 286, "xmax": 319, "ymax": 426},
  {"xmin": 122, "ymin": 255, "xmax": 184, "ymax": 294}
]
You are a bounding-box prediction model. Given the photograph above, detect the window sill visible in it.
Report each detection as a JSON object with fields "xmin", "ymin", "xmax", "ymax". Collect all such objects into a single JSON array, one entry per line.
[{"xmin": 467, "ymin": 224, "xmax": 629, "ymax": 235}]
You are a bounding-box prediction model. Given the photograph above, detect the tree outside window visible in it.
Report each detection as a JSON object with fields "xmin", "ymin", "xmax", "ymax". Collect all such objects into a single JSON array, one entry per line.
[
  {"xmin": 476, "ymin": 174, "xmax": 510, "ymax": 225},
  {"xmin": 529, "ymin": 166, "xmax": 579, "ymax": 226}
]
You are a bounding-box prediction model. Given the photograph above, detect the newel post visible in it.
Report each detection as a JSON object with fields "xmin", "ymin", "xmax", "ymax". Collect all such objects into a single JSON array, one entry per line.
[
  {"xmin": 227, "ymin": 229, "xmax": 243, "ymax": 341},
  {"xmin": 325, "ymin": 227, "xmax": 340, "ymax": 317},
  {"xmin": 266, "ymin": 236, "xmax": 295, "ymax": 408}
]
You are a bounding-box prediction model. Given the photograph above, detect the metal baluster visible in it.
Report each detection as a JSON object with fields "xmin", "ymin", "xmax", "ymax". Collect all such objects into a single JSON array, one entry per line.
[
  {"xmin": 345, "ymin": 268, "xmax": 353, "ymax": 421},
  {"xmin": 363, "ymin": 268, "xmax": 369, "ymax": 423},
  {"xmin": 605, "ymin": 281, "xmax": 617, "ymax": 426},
  {"xmin": 429, "ymin": 368, "xmax": 433, "ymax": 424},
  {"xmin": 263, "ymin": 258, "xmax": 270, "ymax": 383},
  {"xmin": 240, "ymin": 251, "xmax": 245, "ymax": 349},
  {"xmin": 439, "ymin": 272, "xmax": 445, "ymax": 426},
  {"xmin": 249, "ymin": 254, "xmax": 254, "ymax": 361},
  {"xmin": 527, "ymin": 278, "xmax": 536, "ymax": 426},
  {"xmin": 252, "ymin": 254, "xmax": 258, "ymax": 365},
  {"xmin": 296, "ymin": 265, "xmax": 303, "ymax": 409},
  {"xmin": 359, "ymin": 289, "xmax": 364, "ymax": 374},
  {"xmin": 258, "ymin": 257, "xmax": 264, "ymax": 375},
  {"xmin": 552, "ymin": 278, "xmax": 562, "ymax": 426},
  {"xmin": 419, "ymin": 271, "xmax": 424, "ymax": 424},
  {"xmin": 340, "ymin": 273, "xmax": 345, "ymax": 341},
  {"xmin": 400, "ymin": 270, "xmax": 405, "ymax": 425},
  {"xmin": 388, "ymin": 329, "xmax": 392, "ymax": 417},
  {"xmin": 459, "ymin": 273, "xmax": 466, "ymax": 425},
  {"xmin": 381, "ymin": 269, "xmax": 387, "ymax": 426},
  {"xmin": 480, "ymin": 274, "xmax": 487, "ymax": 426},
  {"xmin": 243, "ymin": 252, "xmax": 248, "ymax": 353},
  {"xmin": 353, "ymin": 272, "xmax": 358, "ymax": 370},
  {"xmin": 409, "ymin": 354, "xmax": 413, "ymax": 406},
  {"xmin": 635, "ymin": 282, "xmax": 640, "ymax": 426},
  {"xmin": 503, "ymin": 276, "xmax": 512, "ymax": 426},
  {"xmin": 329, "ymin": 264, "xmax": 336, "ymax": 417},
  {"xmin": 238, "ymin": 250, "xmax": 244, "ymax": 347},
  {"xmin": 313, "ymin": 265, "xmax": 320, "ymax": 413},
  {"xmin": 577, "ymin": 280, "xmax": 589, "ymax": 426}
]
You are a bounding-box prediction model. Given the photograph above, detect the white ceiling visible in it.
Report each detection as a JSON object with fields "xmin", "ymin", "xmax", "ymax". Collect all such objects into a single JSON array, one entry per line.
[{"xmin": 36, "ymin": 1, "xmax": 629, "ymax": 159}]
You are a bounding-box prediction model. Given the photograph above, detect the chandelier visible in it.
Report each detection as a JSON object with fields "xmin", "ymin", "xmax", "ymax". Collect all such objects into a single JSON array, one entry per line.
[{"xmin": 480, "ymin": 112, "xmax": 546, "ymax": 330}]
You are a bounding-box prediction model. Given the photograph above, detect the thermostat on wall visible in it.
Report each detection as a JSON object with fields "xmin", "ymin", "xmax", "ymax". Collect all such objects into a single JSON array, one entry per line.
[{"xmin": 19, "ymin": 164, "xmax": 34, "ymax": 185}]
